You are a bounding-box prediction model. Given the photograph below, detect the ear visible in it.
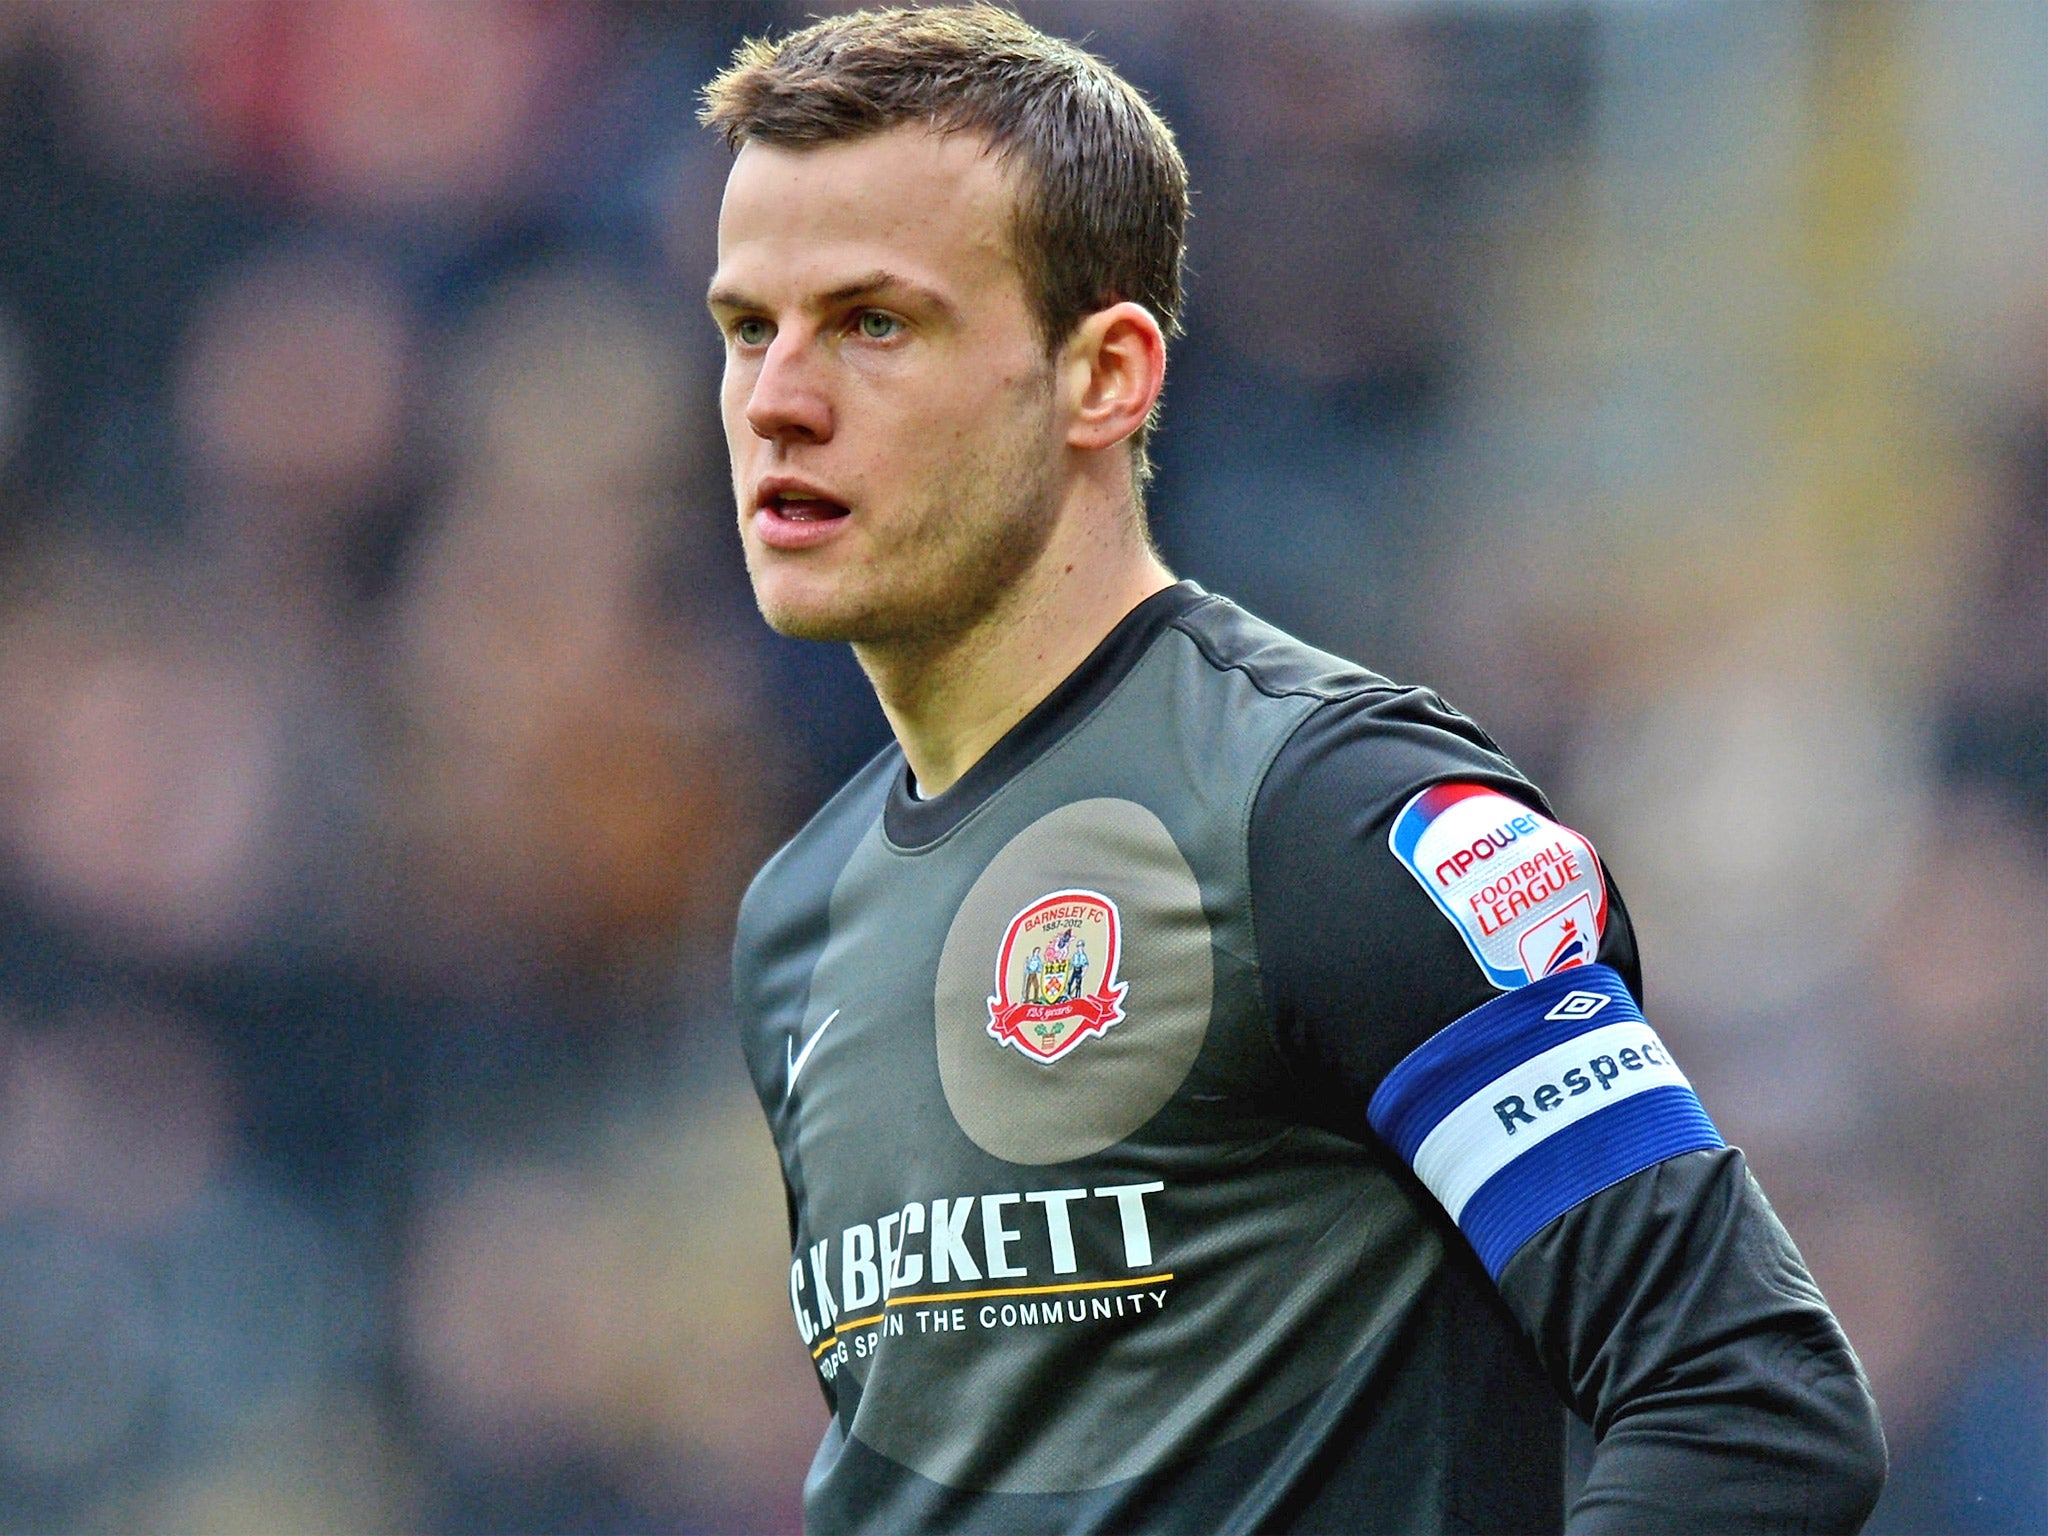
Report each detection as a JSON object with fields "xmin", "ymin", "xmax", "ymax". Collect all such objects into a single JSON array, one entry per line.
[{"xmin": 1060, "ymin": 301, "xmax": 1167, "ymax": 454}]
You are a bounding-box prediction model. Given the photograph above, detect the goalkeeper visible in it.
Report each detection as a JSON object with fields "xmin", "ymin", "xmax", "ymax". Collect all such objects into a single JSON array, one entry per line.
[{"xmin": 703, "ymin": 7, "xmax": 1887, "ymax": 1532}]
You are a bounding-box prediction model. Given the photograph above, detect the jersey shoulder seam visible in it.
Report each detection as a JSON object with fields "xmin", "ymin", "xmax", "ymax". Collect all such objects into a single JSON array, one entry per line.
[
  {"xmin": 1168, "ymin": 607, "xmax": 1409, "ymax": 707},
  {"xmin": 1236, "ymin": 688, "xmax": 1340, "ymax": 1112},
  {"xmin": 1240, "ymin": 688, "xmax": 1386, "ymax": 1111}
]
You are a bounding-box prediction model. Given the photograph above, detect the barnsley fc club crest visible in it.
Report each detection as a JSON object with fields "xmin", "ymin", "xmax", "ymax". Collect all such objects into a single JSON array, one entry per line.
[{"xmin": 986, "ymin": 888, "xmax": 1130, "ymax": 1064}]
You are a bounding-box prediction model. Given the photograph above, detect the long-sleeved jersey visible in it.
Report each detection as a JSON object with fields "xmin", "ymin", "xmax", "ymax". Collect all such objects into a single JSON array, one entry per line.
[{"xmin": 732, "ymin": 582, "xmax": 1885, "ymax": 1534}]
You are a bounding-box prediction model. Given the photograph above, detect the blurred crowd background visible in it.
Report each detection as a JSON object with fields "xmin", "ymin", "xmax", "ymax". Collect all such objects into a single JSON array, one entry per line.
[{"xmin": 0, "ymin": 1, "xmax": 2040, "ymax": 1531}]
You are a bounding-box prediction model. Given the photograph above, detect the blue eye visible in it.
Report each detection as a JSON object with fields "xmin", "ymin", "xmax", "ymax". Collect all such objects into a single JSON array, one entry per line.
[
  {"xmin": 735, "ymin": 317, "xmax": 771, "ymax": 347},
  {"xmin": 857, "ymin": 311, "xmax": 901, "ymax": 340}
]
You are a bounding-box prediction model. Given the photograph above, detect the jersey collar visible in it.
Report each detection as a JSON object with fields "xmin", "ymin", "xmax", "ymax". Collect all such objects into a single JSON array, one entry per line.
[{"xmin": 882, "ymin": 580, "xmax": 1216, "ymax": 849}]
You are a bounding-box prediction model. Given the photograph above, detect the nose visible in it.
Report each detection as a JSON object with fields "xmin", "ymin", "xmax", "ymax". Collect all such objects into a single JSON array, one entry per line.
[{"xmin": 745, "ymin": 330, "xmax": 833, "ymax": 444}]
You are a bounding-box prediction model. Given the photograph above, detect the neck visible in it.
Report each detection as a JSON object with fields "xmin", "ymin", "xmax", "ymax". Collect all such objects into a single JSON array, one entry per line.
[{"xmin": 856, "ymin": 499, "xmax": 1173, "ymax": 798}]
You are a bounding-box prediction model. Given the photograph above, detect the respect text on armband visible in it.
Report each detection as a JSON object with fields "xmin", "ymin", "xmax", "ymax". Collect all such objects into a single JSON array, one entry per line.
[{"xmin": 1492, "ymin": 1037, "xmax": 1670, "ymax": 1134}]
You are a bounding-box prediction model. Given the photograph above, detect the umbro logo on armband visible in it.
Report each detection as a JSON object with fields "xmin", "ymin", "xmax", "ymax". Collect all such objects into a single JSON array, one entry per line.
[
  {"xmin": 1366, "ymin": 965, "xmax": 1723, "ymax": 1280},
  {"xmin": 1543, "ymin": 990, "xmax": 1609, "ymax": 1023}
]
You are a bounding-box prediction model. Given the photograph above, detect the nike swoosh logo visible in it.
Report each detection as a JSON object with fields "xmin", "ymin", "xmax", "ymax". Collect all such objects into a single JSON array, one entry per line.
[{"xmin": 786, "ymin": 1008, "xmax": 841, "ymax": 1095}]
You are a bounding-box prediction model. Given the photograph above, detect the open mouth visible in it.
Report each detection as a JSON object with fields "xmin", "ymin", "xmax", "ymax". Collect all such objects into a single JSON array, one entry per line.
[
  {"xmin": 752, "ymin": 486, "xmax": 853, "ymax": 549},
  {"xmin": 765, "ymin": 495, "xmax": 850, "ymax": 523}
]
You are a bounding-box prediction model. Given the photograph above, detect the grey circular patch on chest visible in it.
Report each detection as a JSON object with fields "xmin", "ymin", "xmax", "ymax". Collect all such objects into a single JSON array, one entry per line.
[{"xmin": 934, "ymin": 798, "xmax": 1213, "ymax": 1164}]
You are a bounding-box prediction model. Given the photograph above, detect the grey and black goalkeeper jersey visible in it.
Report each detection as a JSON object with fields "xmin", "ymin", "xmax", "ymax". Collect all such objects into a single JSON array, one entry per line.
[{"xmin": 732, "ymin": 583, "xmax": 1885, "ymax": 1536}]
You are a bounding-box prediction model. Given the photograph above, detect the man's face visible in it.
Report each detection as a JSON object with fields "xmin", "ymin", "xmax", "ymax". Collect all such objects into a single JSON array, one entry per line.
[{"xmin": 708, "ymin": 126, "xmax": 1065, "ymax": 645}]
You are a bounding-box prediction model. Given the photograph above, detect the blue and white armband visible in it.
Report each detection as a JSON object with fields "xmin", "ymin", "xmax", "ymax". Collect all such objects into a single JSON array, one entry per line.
[{"xmin": 1366, "ymin": 964, "xmax": 1723, "ymax": 1280}]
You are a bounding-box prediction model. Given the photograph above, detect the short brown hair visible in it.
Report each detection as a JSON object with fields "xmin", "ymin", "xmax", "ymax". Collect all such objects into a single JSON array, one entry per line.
[{"xmin": 701, "ymin": 4, "xmax": 1188, "ymax": 463}]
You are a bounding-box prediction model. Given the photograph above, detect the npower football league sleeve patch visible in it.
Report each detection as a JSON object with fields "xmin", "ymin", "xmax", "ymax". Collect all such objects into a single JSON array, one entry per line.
[{"xmin": 1389, "ymin": 783, "xmax": 1608, "ymax": 990}]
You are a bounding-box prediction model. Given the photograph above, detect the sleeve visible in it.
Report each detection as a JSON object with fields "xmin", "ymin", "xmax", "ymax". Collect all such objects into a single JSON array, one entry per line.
[{"xmin": 1248, "ymin": 689, "xmax": 1887, "ymax": 1534}]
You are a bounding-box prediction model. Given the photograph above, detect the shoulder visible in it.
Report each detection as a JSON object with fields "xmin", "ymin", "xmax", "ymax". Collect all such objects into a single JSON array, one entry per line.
[
  {"xmin": 1248, "ymin": 677, "xmax": 1624, "ymax": 1003},
  {"xmin": 1227, "ymin": 619, "xmax": 1635, "ymax": 1110},
  {"xmin": 734, "ymin": 743, "xmax": 899, "ymax": 987},
  {"xmin": 1167, "ymin": 590, "xmax": 1402, "ymax": 704},
  {"xmin": 1171, "ymin": 595, "xmax": 1526, "ymax": 812},
  {"xmin": 1201, "ymin": 582, "xmax": 1541, "ymax": 861}
]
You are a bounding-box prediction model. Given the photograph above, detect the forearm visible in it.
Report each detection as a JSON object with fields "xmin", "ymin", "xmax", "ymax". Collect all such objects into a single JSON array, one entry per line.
[
  {"xmin": 1569, "ymin": 1373, "xmax": 1885, "ymax": 1534},
  {"xmin": 1503, "ymin": 1150, "xmax": 1886, "ymax": 1535}
]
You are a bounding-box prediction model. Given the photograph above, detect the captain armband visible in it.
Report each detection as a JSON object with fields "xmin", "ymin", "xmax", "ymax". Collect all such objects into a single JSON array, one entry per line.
[{"xmin": 1365, "ymin": 964, "xmax": 1723, "ymax": 1280}]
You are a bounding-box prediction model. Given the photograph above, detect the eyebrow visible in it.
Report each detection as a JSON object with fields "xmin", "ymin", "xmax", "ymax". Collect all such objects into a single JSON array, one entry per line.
[{"xmin": 706, "ymin": 269, "xmax": 958, "ymax": 322}]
